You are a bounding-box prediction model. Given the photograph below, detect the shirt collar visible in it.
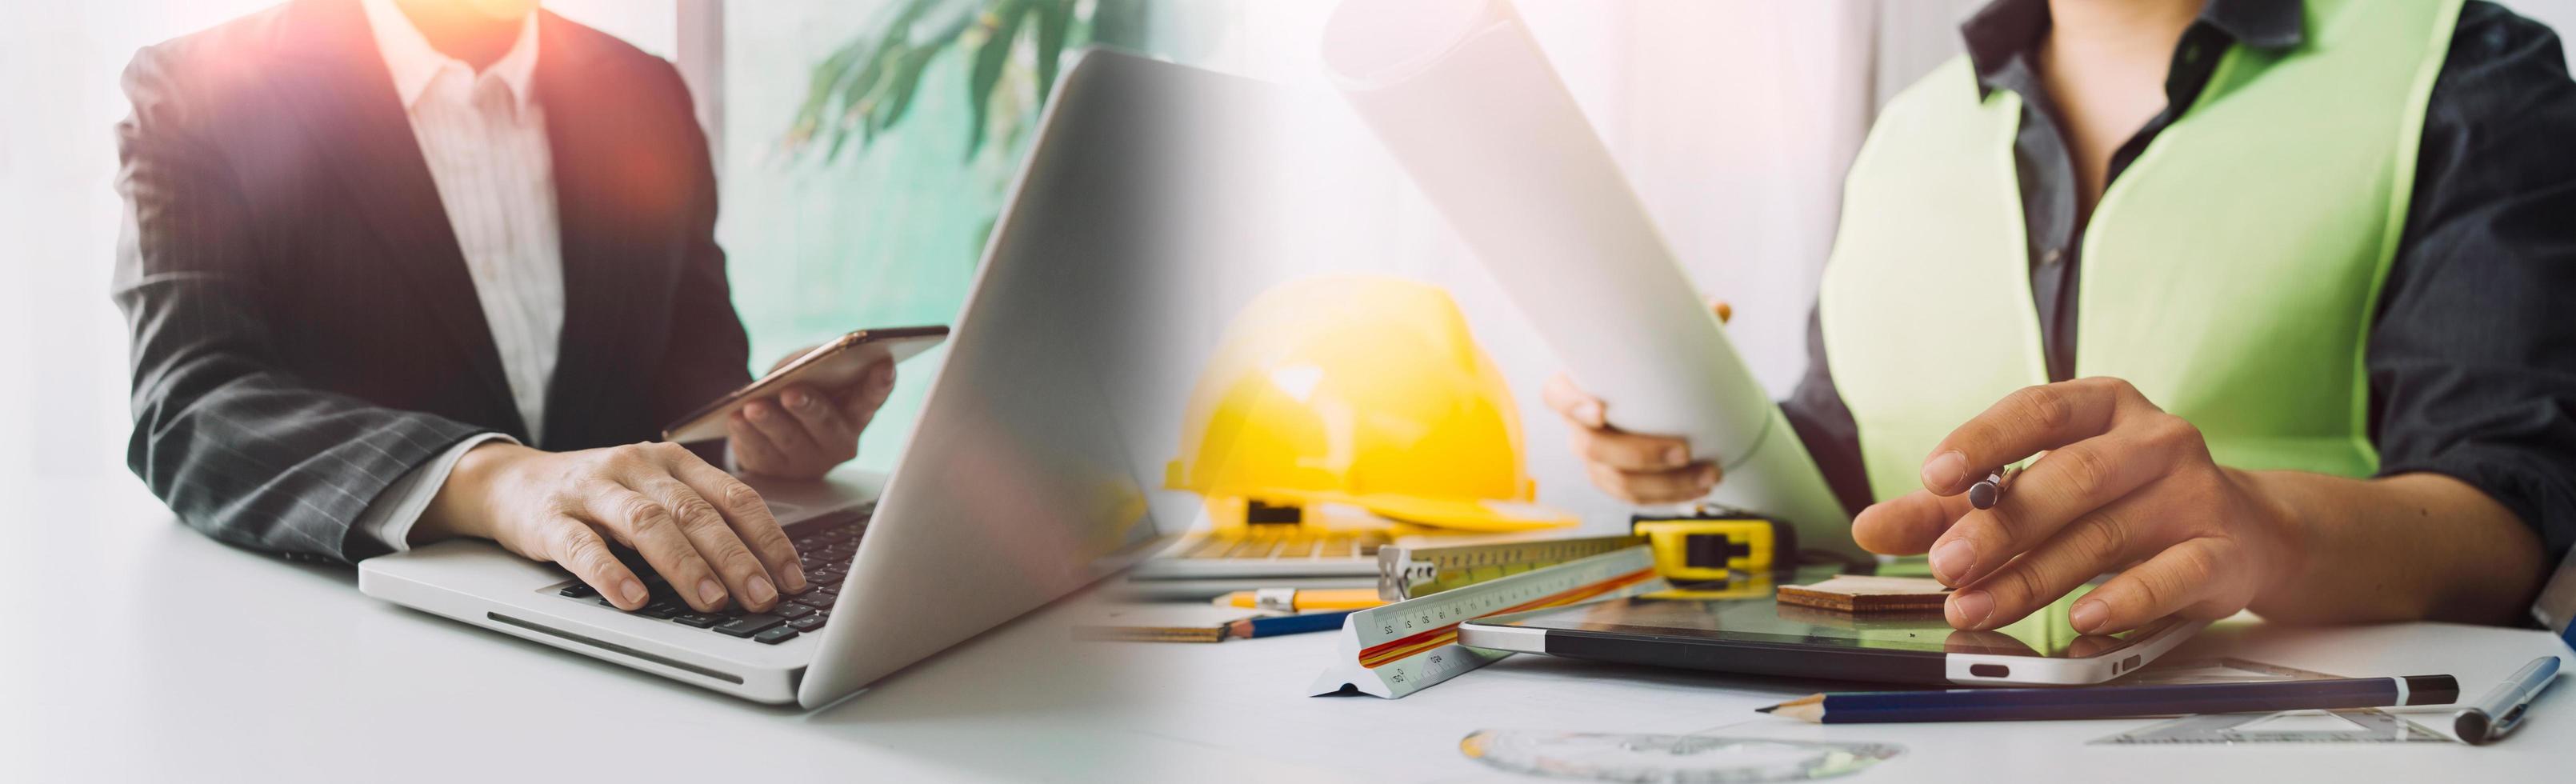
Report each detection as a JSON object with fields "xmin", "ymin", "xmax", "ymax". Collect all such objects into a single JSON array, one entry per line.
[
  {"xmin": 1961, "ymin": 0, "xmax": 2306, "ymax": 94},
  {"xmin": 358, "ymin": 0, "xmax": 541, "ymax": 114}
]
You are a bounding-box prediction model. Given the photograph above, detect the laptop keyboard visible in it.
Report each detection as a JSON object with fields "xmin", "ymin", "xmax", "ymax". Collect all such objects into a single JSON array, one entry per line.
[{"xmin": 551, "ymin": 504, "xmax": 870, "ymax": 645}]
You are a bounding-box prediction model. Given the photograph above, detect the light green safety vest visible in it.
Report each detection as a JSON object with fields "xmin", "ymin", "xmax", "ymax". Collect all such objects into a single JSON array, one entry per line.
[{"xmin": 1818, "ymin": 0, "xmax": 2464, "ymax": 503}]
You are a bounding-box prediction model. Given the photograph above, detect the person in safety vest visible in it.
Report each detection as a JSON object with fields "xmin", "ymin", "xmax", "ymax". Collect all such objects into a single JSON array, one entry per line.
[{"xmin": 1546, "ymin": 0, "xmax": 2576, "ymax": 635}]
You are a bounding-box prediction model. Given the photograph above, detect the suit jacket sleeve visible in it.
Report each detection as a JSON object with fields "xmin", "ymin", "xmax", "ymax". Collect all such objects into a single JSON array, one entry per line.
[
  {"xmin": 652, "ymin": 64, "xmax": 753, "ymax": 426},
  {"xmin": 113, "ymin": 45, "xmax": 490, "ymax": 563}
]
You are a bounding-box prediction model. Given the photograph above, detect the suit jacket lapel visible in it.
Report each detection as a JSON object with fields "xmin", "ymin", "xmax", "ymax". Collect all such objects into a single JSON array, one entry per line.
[
  {"xmin": 536, "ymin": 11, "xmax": 658, "ymax": 448},
  {"xmin": 271, "ymin": 0, "xmax": 526, "ymax": 437}
]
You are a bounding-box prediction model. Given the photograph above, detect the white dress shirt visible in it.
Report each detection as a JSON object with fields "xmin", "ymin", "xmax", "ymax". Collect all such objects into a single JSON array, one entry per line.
[{"xmin": 354, "ymin": 0, "xmax": 562, "ymax": 551}]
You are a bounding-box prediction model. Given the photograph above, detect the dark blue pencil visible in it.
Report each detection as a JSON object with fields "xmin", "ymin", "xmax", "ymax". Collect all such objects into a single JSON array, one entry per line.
[{"xmin": 1758, "ymin": 674, "xmax": 2461, "ymax": 724}]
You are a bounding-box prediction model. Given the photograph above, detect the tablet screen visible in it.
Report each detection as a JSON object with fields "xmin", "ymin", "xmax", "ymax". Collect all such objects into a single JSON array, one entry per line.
[{"xmin": 1486, "ymin": 570, "xmax": 2176, "ymax": 659}]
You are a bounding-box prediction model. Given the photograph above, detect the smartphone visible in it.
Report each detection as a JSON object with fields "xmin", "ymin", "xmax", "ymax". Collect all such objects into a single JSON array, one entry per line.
[{"xmin": 662, "ymin": 326, "xmax": 950, "ymax": 443}]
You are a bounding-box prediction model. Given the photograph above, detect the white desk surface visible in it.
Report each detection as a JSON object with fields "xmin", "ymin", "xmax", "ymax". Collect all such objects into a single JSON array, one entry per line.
[{"xmin": 8, "ymin": 475, "xmax": 2569, "ymax": 783}]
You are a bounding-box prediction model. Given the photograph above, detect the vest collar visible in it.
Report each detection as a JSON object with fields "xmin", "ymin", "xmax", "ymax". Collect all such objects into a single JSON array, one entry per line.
[{"xmin": 1961, "ymin": 0, "xmax": 2307, "ymax": 98}]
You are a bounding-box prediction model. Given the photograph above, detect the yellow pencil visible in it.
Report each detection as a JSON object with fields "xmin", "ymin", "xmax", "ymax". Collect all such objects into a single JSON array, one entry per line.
[{"xmin": 1220, "ymin": 587, "xmax": 1386, "ymax": 612}]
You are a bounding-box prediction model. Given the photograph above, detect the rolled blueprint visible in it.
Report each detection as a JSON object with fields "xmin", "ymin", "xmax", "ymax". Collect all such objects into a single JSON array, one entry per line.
[{"xmin": 1321, "ymin": 0, "xmax": 1859, "ymax": 554}]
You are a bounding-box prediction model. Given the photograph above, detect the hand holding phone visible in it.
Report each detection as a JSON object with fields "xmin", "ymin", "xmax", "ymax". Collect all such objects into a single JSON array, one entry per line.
[{"xmin": 663, "ymin": 327, "xmax": 949, "ymax": 479}]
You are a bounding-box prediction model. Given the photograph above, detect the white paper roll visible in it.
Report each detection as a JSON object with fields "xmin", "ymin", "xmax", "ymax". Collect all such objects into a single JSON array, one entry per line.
[{"xmin": 1322, "ymin": 0, "xmax": 1858, "ymax": 553}]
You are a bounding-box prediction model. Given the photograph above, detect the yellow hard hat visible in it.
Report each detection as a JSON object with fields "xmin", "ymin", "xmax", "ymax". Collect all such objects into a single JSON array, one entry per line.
[{"xmin": 1164, "ymin": 275, "xmax": 1574, "ymax": 532}]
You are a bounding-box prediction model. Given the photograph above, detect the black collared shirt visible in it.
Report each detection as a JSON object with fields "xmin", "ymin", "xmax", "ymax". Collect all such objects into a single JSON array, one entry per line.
[{"xmin": 1782, "ymin": 0, "xmax": 2576, "ymax": 564}]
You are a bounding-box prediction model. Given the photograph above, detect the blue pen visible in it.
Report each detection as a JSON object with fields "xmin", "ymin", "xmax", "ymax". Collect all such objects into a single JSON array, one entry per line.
[
  {"xmin": 1761, "ymin": 674, "xmax": 2461, "ymax": 724},
  {"xmin": 2454, "ymin": 656, "xmax": 2561, "ymax": 745}
]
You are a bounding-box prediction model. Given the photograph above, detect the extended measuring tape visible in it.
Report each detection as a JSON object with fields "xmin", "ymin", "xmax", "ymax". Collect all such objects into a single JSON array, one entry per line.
[
  {"xmin": 1376, "ymin": 518, "xmax": 1795, "ymax": 602},
  {"xmin": 1376, "ymin": 534, "xmax": 1646, "ymax": 601},
  {"xmin": 1311, "ymin": 546, "xmax": 1667, "ymax": 698}
]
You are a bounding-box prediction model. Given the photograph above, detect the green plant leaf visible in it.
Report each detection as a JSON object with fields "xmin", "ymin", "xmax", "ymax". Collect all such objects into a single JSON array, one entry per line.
[
  {"xmin": 827, "ymin": 0, "xmax": 961, "ymax": 159},
  {"xmin": 906, "ymin": 0, "xmax": 987, "ymax": 46},
  {"xmin": 792, "ymin": 0, "xmax": 1080, "ymax": 165},
  {"xmin": 1033, "ymin": 0, "xmax": 1072, "ymax": 110},
  {"xmin": 966, "ymin": 0, "xmax": 1034, "ymax": 158},
  {"xmin": 807, "ymin": 0, "xmax": 944, "ymax": 159},
  {"xmin": 1091, "ymin": 0, "xmax": 1148, "ymax": 50},
  {"xmin": 821, "ymin": 40, "xmax": 900, "ymax": 162},
  {"xmin": 788, "ymin": 38, "xmax": 869, "ymax": 150},
  {"xmin": 870, "ymin": 44, "xmax": 939, "ymax": 138},
  {"xmin": 867, "ymin": 2, "xmax": 978, "ymax": 140}
]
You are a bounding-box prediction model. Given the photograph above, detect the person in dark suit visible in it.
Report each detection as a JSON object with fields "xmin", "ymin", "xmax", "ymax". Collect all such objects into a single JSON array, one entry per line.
[{"xmin": 114, "ymin": 0, "xmax": 889, "ymax": 615}]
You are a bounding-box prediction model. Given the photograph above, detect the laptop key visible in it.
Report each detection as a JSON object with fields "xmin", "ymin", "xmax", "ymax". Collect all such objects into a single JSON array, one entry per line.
[
  {"xmin": 641, "ymin": 601, "xmax": 684, "ymax": 619},
  {"xmin": 669, "ymin": 613, "xmax": 724, "ymax": 629},
  {"xmin": 558, "ymin": 583, "xmax": 597, "ymax": 598},
  {"xmin": 771, "ymin": 602, "xmax": 817, "ymax": 619},
  {"xmin": 787, "ymin": 615, "xmax": 826, "ymax": 631},
  {"xmin": 794, "ymin": 592, "xmax": 837, "ymax": 610},
  {"xmin": 713, "ymin": 614, "xmax": 784, "ymax": 638},
  {"xmin": 752, "ymin": 626, "xmax": 800, "ymax": 645}
]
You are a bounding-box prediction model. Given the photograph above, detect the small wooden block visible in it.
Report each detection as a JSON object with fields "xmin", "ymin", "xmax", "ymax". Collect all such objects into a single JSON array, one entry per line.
[{"xmin": 1775, "ymin": 575, "xmax": 1952, "ymax": 614}]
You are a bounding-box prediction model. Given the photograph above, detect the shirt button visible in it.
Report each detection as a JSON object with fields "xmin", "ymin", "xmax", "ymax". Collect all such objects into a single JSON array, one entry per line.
[{"xmin": 2041, "ymin": 247, "xmax": 2065, "ymax": 266}]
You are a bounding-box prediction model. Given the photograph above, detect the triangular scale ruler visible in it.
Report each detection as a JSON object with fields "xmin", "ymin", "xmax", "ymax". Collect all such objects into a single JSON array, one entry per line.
[
  {"xmin": 1310, "ymin": 546, "xmax": 1666, "ymax": 698},
  {"xmin": 2092, "ymin": 658, "xmax": 2454, "ymax": 745},
  {"xmin": 2094, "ymin": 709, "xmax": 2450, "ymax": 745},
  {"xmin": 1378, "ymin": 534, "xmax": 1647, "ymax": 600}
]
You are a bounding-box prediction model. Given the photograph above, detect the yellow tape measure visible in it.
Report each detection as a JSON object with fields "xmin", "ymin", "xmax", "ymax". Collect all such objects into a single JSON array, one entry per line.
[
  {"xmin": 1374, "ymin": 511, "xmax": 1798, "ymax": 603},
  {"xmin": 1630, "ymin": 512, "xmax": 1790, "ymax": 582}
]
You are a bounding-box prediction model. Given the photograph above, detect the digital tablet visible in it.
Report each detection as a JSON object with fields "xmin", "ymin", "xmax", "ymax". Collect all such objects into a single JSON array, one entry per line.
[
  {"xmin": 1456, "ymin": 570, "xmax": 2206, "ymax": 686},
  {"xmin": 662, "ymin": 326, "xmax": 948, "ymax": 443}
]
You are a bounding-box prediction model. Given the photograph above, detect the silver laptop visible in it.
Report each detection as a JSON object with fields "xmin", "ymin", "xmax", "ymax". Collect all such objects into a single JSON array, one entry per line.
[{"xmin": 359, "ymin": 50, "xmax": 1198, "ymax": 708}]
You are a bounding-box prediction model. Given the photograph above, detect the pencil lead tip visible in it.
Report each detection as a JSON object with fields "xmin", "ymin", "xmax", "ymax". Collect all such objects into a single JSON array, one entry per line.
[{"xmin": 1754, "ymin": 705, "xmax": 1776, "ymax": 714}]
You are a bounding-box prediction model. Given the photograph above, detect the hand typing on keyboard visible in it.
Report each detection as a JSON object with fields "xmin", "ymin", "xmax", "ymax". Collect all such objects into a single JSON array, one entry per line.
[
  {"xmin": 556, "ymin": 510, "xmax": 862, "ymax": 645},
  {"xmin": 413, "ymin": 441, "xmax": 809, "ymax": 614}
]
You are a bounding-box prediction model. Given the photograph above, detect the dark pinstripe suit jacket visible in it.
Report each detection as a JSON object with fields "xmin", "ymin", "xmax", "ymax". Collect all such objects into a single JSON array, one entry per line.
[{"xmin": 112, "ymin": 0, "xmax": 750, "ymax": 563}]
